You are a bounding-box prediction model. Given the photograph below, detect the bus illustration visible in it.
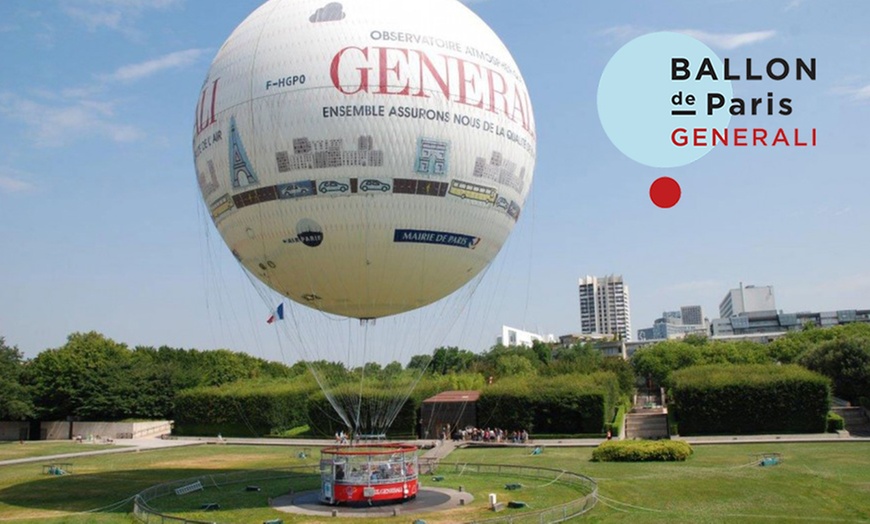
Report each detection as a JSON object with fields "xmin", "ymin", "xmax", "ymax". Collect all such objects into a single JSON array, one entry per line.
[
  {"xmin": 448, "ymin": 179, "xmax": 497, "ymax": 204},
  {"xmin": 209, "ymin": 193, "xmax": 235, "ymax": 221}
]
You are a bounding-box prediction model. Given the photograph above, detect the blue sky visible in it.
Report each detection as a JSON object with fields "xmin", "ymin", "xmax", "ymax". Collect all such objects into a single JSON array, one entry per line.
[{"xmin": 1, "ymin": 0, "xmax": 868, "ymax": 361}]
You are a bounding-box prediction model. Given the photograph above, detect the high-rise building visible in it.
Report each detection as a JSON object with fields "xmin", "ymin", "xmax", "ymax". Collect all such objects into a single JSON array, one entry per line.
[
  {"xmin": 579, "ymin": 274, "xmax": 631, "ymax": 341},
  {"xmin": 719, "ymin": 284, "xmax": 776, "ymax": 318},
  {"xmin": 680, "ymin": 305, "xmax": 703, "ymax": 326},
  {"xmin": 636, "ymin": 307, "xmax": 708, "ymax": 341}
]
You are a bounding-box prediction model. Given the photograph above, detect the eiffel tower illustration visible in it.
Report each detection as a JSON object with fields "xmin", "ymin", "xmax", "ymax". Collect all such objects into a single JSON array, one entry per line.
[{"xmin": 229, "ymin": 117, "xmax": 258, "ymax": 188}]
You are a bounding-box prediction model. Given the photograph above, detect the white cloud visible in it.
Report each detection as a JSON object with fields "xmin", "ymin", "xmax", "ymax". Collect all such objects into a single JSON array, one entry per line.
[
  {"xmin": 597, "ymin": 25, "xmax": 647, "ymax": 45},
  {"xmin": 0, "ymin": 171, "xmax": 35, "ymax": 193},
  {"xmin": 0, "ymin": 92, "xmax": 143, "ymax": 147},
  {"xmin": 784, "ymin": 0, "xmax": 804, "ymax": 11},
  {"xmin": 61, "ymin": 0, "xmax": 182, "ymax": 37},
  {"xmin": 596, "ymin": 27, "xmax": 775, "ymax": 50},
  {"xmin": 832, "ymin": 84, "xmax": 870, "ymax": 102},
  {"xmin": 103, "ymin": 49, "xmax": 208, "ymax": 83},
  {"xmin": 674, "ymin": 29, "xmax": 777, "ymax": 50}
]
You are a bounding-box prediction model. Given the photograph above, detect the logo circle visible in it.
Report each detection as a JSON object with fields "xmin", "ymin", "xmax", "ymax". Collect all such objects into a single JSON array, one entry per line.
[{"xmin": 597, "ymin": 32, "xmax": 733, "ymax": 168}]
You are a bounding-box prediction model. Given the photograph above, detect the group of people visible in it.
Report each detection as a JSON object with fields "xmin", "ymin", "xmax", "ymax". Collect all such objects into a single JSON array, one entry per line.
[
  {"xmin": 447, "ymin": 426, "xmax": 529, "ymax": 443},
  {"xmin": 334, "ymin": 460, "xmax": 416, "ymax": 484}
]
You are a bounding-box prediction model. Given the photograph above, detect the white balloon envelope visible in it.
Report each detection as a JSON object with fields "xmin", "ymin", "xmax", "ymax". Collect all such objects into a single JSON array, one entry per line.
[{"xmin": 194, "ymin": 0, "xmax": 536, "ymax": 319}]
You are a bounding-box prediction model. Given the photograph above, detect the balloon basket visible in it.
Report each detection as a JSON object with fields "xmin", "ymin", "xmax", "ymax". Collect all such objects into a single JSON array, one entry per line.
[{"xmin": 319, "ymin": 444, "xmax": 418, "ymax": 505}]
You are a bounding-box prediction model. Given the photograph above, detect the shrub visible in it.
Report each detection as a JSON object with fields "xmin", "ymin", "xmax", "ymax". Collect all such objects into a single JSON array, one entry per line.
[
  {"xmin": 826, "ymin": 412, "xmax": 845, "ymax": 432},
  {"xmin": 477, "ymin": 373, "xmax": 619, "ymax": 434},
  {"xmin": 591, "ymin": 440, "xmax": 693, "ymax": 462},
  {"xmin": 798, "ymin": 337, "xmax": 870, "ymax": 403},
  {"xmin": 671, "ymin": 364, "xmax": 830, "ymax": 435},
  {"xmin": 604, "ymin": 402, "xmax": 628, "ymax": 437},
  {"xmin": 305, "ymin": 386, "xmax": 420, "ymax": 438},
  {"xmin": 173, "ymin": 379, "xmax": 315, "ymax": 437}
]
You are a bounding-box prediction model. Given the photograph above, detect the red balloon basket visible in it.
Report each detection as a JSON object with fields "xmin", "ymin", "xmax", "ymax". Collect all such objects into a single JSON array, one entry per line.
[{"xmin": 319, "ymin": 444, "xmax": 419, "ymax": 505}]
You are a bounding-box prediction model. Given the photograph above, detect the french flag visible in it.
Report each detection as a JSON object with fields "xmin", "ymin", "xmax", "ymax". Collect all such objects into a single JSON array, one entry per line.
[{"xmin": 266, "ymin": 303, "xmax": 285, "ymax": 324}]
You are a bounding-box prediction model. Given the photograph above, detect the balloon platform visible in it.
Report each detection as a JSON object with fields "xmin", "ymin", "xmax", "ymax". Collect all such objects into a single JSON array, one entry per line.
[
  {"xmin": 271, "ymin": 487, "xmax": 473, "ymax": 518},
  {"xmin": 319, "ymin": 444, "xmax": 419, "ymax": 505}
]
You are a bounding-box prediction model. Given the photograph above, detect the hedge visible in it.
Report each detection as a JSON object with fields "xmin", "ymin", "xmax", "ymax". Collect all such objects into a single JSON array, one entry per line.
[
  {"xmin": 173, "ymin": 379, "xmax": 316, "ymax": 437},
  {"xmin": 671, "ymin": 364, "xmax": 830, "ymax": 435},
  {"xmin": 305, "ymin": 384, "xmax": 420, "ymax": 438},
  {"xmin": 592, "ymin": 440, "xmax": 693, "ymax": 462},
  {"xmin": 826, "ymin": 412, "xmax": 845, "ymax": 432},
  {"xmin": 476, "ymin": 373, "xmax": 620, "ymax": 434}
]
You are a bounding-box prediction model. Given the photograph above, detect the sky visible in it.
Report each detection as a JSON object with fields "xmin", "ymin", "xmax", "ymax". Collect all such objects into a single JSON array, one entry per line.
[{"xmin": 1, "ymin": 0, "xmax": 869, "ymax": 362}]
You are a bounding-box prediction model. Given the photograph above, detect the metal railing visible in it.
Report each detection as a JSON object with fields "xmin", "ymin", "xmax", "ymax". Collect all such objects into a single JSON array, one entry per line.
[
  {"xmin": 132, "ymin": 465, "xmax": 319, "ymax": 524},
  {"xmin": 445, "ymin": 463, "xmax": 598, "ymax": 524},
  {"xmin": 132, "ymin": 462, "xmax": 597, "ymax": 524}
]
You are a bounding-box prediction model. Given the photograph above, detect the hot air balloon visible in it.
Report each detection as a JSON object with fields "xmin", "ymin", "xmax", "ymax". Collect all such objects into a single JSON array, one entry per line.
[{"xmin": 194, "ymin": 0, "xmax": 535, "ymax": 451}]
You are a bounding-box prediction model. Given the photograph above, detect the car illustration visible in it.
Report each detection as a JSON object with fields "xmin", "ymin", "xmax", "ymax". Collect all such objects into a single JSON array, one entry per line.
[
  {"xmin": 360, "ymin": 179, "xmax": 391, "ymax": 192},
  {"xmin": 495, "ymin": 196, "xmax": 509, "ymax": 210},
  {"xmin": 278, "ymin": 181, "xmax": 315, "ymax": 198},
  {"xmin": 318, "ymin": 180, "xmax": 349, "ymax": 193},
  {"xmin": 507, "ymin": 201, "xmax": 521, "ymax": 220}
]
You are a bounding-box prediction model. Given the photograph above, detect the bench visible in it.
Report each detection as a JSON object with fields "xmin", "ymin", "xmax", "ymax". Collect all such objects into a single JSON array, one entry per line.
[
  {"xmin": 492, "ymin": 502, "xmax": 506, "ymax": 512},
  {"xmin": 174, "ymin": 480, "xmax": 204, "ymax": 496},
  {"xmin": 504, "ymin": 483, "xmax": 523, "ymax": 490},
  {"xmin": 200, "ymin": 502, "xmax": 220, "ymax": 511},
  {"xmin": 508, "ymin": 501, "xmax": 528, "ymax": 508}
]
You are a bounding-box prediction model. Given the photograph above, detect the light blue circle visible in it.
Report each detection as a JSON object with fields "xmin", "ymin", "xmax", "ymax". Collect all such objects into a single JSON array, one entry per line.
[{"xmin": 597, "ymin": 32, "xmax": 733, "ymax": 168}]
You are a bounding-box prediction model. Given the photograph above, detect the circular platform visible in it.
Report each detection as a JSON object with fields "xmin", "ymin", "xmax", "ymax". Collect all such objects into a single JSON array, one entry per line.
[{"xmin": 272, "ymin": 487, "xmax": 473, "ymax": 518}]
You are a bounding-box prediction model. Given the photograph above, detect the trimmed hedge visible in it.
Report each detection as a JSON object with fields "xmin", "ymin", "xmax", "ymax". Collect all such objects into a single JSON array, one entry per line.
[
  {"xmin": 477, "ymin": 373, "xmax": 620, "ymax": 434},
  {"xmin": 826, "ymin": 412, "xmax": 845, "ymax": 432},
  {"xmin": 305, "ymin": 385, "xmax": 419, "ymax": 438},
  {"xmin": 671, "ymin": 364, "xmax": 830, "ymax": 436},
  {"xmin": 605, "ymin": 402, "xmax": 629, "ymax": 437},
  {"xmin": 592, "ymin": 440, "xmax": 693, "ymax": 462},
  {"xmin": 173, "ymin": 379, "xmax": 316, "ymax": 437}
]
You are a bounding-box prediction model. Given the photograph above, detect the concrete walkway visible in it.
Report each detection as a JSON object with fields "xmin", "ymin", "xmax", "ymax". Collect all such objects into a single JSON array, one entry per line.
[
  {"xmin": 0, "ymin": 437, "xmax": 203, "ymax": 467},
  {"xmin": 3, "ymin": 432, "xmax": 867, "ymax": 468}
]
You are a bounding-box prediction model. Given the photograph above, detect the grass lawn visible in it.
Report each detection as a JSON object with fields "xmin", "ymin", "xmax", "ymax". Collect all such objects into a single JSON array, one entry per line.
[
  {"xmin": 0, "ymin": 441, "xmax": 117, "ymax": 461},
  {"xmin": 0, "ymin": 442, "xmax": 867, "ymax": 523},
  {"xmin": 450, "ymin": 442, "xmax": 870, "ymax": 522}
]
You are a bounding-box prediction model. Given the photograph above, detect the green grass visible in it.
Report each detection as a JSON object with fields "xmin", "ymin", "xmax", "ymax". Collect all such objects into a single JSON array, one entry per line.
[
  {"xmin": 0, "ymin": 441, "xmax": 117, "ymax": 461},
  {"xmin": 450, "ymin": 443, "xmax": 870, "ymax": 522},
  {"xmin": 0, "ymin": 442, "xmax": 868, "ymax": 523}
]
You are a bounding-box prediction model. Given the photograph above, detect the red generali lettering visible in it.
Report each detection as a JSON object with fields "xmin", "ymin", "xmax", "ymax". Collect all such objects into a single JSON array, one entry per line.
[
  {"xmin": 671, "ymin": 127, "xmax": 817, "ymax": 147},
  {"xmin": 329, "ymin": 46, "xmax": 535, "ymax": 137},
  {"xmin": 194, "ymin": 78, "xmax": 219, "ymax": 137}
]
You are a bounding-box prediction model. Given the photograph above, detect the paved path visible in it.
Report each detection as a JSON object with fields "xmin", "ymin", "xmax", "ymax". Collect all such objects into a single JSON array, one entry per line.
[
  {"xmin": 0, "ymin": 437, "xmax": 203, "ymax": 467},
  {"xmin": 3, "ymin": 432, "xmax": 867, "ymax": 468}
]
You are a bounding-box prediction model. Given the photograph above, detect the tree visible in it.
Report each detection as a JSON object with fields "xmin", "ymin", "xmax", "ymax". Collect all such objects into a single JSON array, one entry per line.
[
  {"xmin": 494, "ymin": 354, "xmax": 536, "ymax": 377},
  {"xmin": 429, "ymin": 347, "xmax": 476, "ymax": 375},
  {"xmin": 406, "ymin": 354, "xmax": 431, "ymax": 371},
  {"xmin": 799, "ymin": 336, "xmax": 870, "ymax": 402},
  {"xmin": 0, "ymin": 337, "xmax": 34, "ymax": 420},
  {"xmin": 27, "ymin": 331, "xmax": 134, "ymax": 420}
]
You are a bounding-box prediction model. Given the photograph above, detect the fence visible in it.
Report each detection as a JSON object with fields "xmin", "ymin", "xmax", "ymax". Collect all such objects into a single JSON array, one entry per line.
[
  {"xmin": 132, "ymin": 465, "xmax": 319, "ymax": 524},
  {"xmin": 132, "ymin": 462, "xmax": 597, "ymax": 524},
  {"xmin": 447, "ymin": 463, "xmax": 598, "ymax": 524}
]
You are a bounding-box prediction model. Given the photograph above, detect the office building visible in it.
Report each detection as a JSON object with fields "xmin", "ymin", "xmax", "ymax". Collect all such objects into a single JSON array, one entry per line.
[
  {"xmin": 711, "ymin": 309, "xmax": 870, "ymax": 336},
  {"xmin": 579, "ymin": 274, "xmax": 632, "ymax": 341},
  {"xmin": 719, "ymin": 284, "xmax": 776, "ymax": 318},
  {"xmin": 637, "ymin": 308, "xmax": 708, "ymax": 341},
  {"xmin": 496, "ymin": 325, "xmax": 556, "ymax": 347}
]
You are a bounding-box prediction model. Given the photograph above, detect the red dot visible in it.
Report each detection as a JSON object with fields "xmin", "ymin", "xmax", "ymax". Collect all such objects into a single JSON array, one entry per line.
[{"xmin": 650, "ymin": 177, "xmax": 681, "ymax": 208}]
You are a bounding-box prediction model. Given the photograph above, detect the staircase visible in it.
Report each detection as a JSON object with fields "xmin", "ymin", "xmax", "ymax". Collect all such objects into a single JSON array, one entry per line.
[
  {"xmin": 832, "ymin": 406, "xmax": 870, "ymax": 437},
  {"xmin": 625, "ymin": 411, "xmax": 669, "ymax": 439},
  {"xmin": 625, "ymin": 389, "xmax": 669, "ymax": 439}
]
